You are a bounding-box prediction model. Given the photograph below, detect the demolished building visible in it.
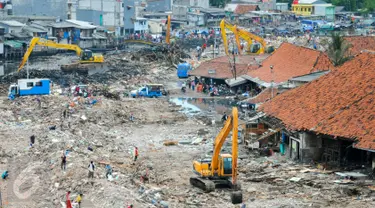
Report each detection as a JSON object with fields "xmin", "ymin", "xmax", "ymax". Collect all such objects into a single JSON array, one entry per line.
[{"xmin": 258, "ymin": 52, "xmax": 375, "ymax": 170}]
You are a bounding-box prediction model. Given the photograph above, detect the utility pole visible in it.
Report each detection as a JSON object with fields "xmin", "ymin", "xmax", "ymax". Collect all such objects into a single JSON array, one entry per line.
[
  {"xmin": 213, "ymin": 31, "xmax": 216, "ymax": 58},
  {"xmin": 232, "ymin": 41, "xmax": 237, "ymax": 80}
]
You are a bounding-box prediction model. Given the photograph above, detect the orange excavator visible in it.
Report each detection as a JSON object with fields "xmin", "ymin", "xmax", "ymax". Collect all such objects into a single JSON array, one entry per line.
[
  {"xmin": 190, "ymin": 107, "xmax": 243, "ymax": 204},
  {"xmin": 166, "ymin": 15, "xmax": 171, "ymax": 44}
]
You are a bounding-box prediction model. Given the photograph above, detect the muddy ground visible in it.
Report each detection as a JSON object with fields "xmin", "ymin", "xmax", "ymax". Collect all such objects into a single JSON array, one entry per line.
[{"xmin": 0, "ymin": 48, "xmax": 374, "ymax": 208}]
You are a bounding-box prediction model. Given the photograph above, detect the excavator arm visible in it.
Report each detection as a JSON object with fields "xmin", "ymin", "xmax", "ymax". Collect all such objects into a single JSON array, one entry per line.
[
  {"xmin": 220, "ymin": 19, "xmax": 242, "ymax": 55},
  {"xmin": 211, "ymin": 107, "xmax": 239, "ymax": 180},
  {"xmin": 220, "ymin": 19, "xmax": 267, "ymax": 55},
  {"xmin": 211, "ymin": 115, "xmax": 233, "ymax": 174},
  {"xmin": 18, "ymin": 37, "xmax": 83, "ymax": 72},
  {"xmin": 166, "ymin": 15, "xmax": 171, "ymax": 44},
  {"xmin": 236, "ymin": 29, "xmax": 266, "ymax": 54},
  {"xmin": 231, "ymin": 107, "xmax": 238, "ymax": 185}
]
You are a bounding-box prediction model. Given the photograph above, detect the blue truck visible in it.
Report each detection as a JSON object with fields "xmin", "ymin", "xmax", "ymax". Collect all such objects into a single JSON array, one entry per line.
[
  {"xmin": 131, "ymin": 84, "xmax": 166, "ymax": 98},
  {"xmin": 177, "ymin": 63, "xmax": 192, "ymax": 78},
  {"xmin": 8, "ymin": 79, "xmax": 51, "ymax": 99}
]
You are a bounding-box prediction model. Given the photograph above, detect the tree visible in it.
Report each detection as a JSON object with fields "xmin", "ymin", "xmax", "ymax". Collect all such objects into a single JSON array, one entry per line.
[
  {"xmin": 209, "ymin": 0, "xmax": 231, "ymax": 8},
  {"xmin": 327, "ymin": 33, "xmax": 352, "ymax": 66},
  {"xmin": 365, "ymin": 0, "xmax": 375, "ymax": 12}
]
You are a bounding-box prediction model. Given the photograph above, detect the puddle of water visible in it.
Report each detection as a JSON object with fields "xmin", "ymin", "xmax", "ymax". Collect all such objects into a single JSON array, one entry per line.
[{"xmin": 169, "ymin": 97, "xmax": 238, "ymax": 117}]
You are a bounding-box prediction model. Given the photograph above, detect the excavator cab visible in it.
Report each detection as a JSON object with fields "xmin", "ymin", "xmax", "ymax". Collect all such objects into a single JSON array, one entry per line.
[
  {"xmin": 220, "ymin": 154, "xmax": 233, "ymax": 175},
  {"xmin": 81, "ymin": 50, "xmax": 94, "ymax": 61},
  {"xmin": 250, "ymin": 43, "xmax": 261, "ymax": 54}
]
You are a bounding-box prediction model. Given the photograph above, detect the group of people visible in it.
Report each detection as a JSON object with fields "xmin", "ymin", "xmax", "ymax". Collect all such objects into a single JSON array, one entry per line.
[
  {"xmin": 59, "ymin": 146, "xmax": 139, "ymax": 207},
  {"xmin": 65, "ymin": 191, "xmax": 82, "ymax": 208},
  {"xmin": 184, "ymin": 78, "xmax": 219, "ymax": 96}
]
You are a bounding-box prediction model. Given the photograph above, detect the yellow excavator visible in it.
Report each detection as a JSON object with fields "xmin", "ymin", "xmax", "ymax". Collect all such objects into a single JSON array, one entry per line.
[
  {"xmin": 220, "ymin": 19, "xmax": 274, "ymax": 55},
  {"xmin": 190, "ymin": 107, "xmax": 243, "ymax": 204},
  {"xmin": 18, "ymin": 37, "xmax": 104, "ymax": 72}
]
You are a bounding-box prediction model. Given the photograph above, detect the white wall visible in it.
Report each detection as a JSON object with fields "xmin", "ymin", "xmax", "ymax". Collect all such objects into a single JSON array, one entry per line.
[
  {"xmin": 190, "ymin": 0, "xmax": 209, "ymax": 8},
  {"xmin": 148, "ymin": 21, "xmax": 163, "ymax": 34},
  {"xmin": 314, "ymin": 5, "xmax": 329, "ymax": 16},
  {"xmin": 134, "ymin": 20, "xmax": 148, "ymax": 32},
  {"xmin": 76, "ymin": 0, "xmax": 124, "ymax": 27},
  {"xmin": 9, "ymin": 26, "xmax": 22, "ymax": 33},
  {"xmin": 174, "ymin": 0, "xmax": 209, "ymax": 8},
  {"xmin": 187, "ymin": 13, "xmax": 204, "ymax": 26}
]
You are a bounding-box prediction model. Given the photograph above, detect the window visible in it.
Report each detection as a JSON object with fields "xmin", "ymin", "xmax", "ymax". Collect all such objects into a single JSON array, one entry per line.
[
  {"xmin": 35, "ymin": 82, "xmax": 42, "ymax": 87},
  {"xmin": 27, "ymin": 82, "xmax": 34, "ymax": 87},
  {"xmin": 223, "ymin": 158, "xmax": 232, "ymax": 174}
]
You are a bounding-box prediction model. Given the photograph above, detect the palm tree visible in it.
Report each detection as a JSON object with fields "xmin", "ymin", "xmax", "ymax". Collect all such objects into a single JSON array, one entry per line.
[{"xmin": 327, "ymin": 33, "xmax": 352, "ymax": 66}]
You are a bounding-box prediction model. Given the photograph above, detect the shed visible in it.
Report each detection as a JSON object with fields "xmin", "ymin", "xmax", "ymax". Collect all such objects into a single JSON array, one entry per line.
[{"xmin": 0, "ymin": 20, "xmax": 26, "ymax": 33}]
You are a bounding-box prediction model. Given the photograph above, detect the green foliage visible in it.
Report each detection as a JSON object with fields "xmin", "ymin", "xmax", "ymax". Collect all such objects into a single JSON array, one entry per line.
[
  {"xmin": 365, "ymin": 0, "xmax": 375, "ymax": 12},
  {"xmin": 326, "ymin": 0, "xmax": 375, "ymax": 11},
  {"xmin": 209, "ymin": 0, "xmax": 231, "ymax": 8},
  {"xmin": 327, "ymin": 33, "xmax": 352, "ymax": 66}
]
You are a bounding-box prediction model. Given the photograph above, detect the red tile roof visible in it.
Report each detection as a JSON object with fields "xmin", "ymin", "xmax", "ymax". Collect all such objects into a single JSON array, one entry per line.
[
  {"xmin": 234, "ymin": 5, "xmax": 260, "ymax": 14},
  {"xmin": 260, "ymin": 53, "xmax": 375, "ymax": 150},
  {"xmin": 345, "ymin": 36, "xmax": 375, "ymax": 56},
  {"xmin": 189, "ymin": 55, "xmax": 268, "ymax": 80},
  {"xmin": 247, "ymin": 43, "xmax": 334, "ymax": 84}
]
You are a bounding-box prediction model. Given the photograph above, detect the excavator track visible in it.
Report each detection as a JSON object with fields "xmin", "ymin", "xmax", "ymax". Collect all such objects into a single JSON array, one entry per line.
[
  {"xmin": 189, "ymin": 177, "xmax": 215, "ymax": 193},
  {"xmin": 231, "ymin": 191, "xmax": 243, "ymax": 204}
]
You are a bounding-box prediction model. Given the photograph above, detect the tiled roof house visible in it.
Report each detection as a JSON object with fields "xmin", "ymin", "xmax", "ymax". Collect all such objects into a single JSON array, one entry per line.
[
  {"xmin": 189, "ymin": 55, "xmax": 267, "ymax": 80},
  {"xmin": 260, "ymin": 52, "xmax": 375, "ymax": 151},
  {"xmin": 246, "ymin": 43, "xmax": 334, "ymax": 84},
  {"xmin": 344, "ymin": 36, "xmax": 375, "ymax": 56}
]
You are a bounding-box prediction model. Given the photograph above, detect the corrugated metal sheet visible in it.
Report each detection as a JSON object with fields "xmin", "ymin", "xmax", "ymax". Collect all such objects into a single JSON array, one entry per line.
[{"xmin": 4, "ymin": 40, "xmax": 24, "ymax": 48}]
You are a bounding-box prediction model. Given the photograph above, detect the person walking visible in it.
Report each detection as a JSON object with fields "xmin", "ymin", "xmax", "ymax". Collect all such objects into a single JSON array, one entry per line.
[
  {"xmin": 221, "ymin": 112, "xmax": 228, "ymax": 123},
  {"xmin": 66, "ymin": 191, "xmax": 72, "ymax": 208},
  {"xmin": 61, "ymin": 152, "xmax": 67, "ymax": 171},
  {"xmin": 105, "ymin": 164, "xmax": 112, "ymax": 179},
  {"xmin": 1, "ymin": 170, "xmax": 8, "ymax": 180},
  {"xmin": 88, "ymin": 161, "xmax": 95, "ymax": 179},
  {"xmin": 134, "ymin": 147, "xmax": 139, "ymax": 162},
  {"xmin": 75, "ymin": 193, "xmax": 82, "ymax": 208},
  {"xmin": 191, "ymin": 80, "xmax": 195, "ymax": 91}
]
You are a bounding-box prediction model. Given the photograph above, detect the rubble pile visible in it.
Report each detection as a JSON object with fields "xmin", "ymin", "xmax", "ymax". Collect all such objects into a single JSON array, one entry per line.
[
  {"xmin": 236, "ymin": 152, "xmax": 375, "ymax": 207},
  {"xmin": 0, "ymin": 93, "xmax": 201, "ymax": 207}
]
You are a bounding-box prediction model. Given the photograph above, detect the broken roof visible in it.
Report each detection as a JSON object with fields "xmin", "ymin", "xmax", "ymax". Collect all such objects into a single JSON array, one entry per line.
[
  {"xmin": 189, "ymin": 55, "xmax": 267, "ymax": 80},
  {"xmin": 246, "ymin": 88, "xmax": 279, "ymax": 104},
  {"xmin": 246, "ymin": 43, "xmax": 334, "ymax": 84},
  {"xmin": 344, "ymin": 36, "xmax": 375, "ymax": 56},
  {"xmin": 260, "ymin": 53, "xmax": 375, "ymax": 150}
]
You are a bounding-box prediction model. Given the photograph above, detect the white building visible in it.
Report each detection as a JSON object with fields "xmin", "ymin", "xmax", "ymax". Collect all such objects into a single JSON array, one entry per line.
[
  {"xmin": 0, "ymin": 20, "xmax": 25, "ymax": 33},
  {"xmin": 72, "ymin": 0, "xmax": 124, "ymax": 31},
  {"xmin": 134, "ymin": 18, "xmax": 148, "ymax": 34},
  {"xmin": 173, "ymin": 0, "xmax": 209, "ymax": 21}
]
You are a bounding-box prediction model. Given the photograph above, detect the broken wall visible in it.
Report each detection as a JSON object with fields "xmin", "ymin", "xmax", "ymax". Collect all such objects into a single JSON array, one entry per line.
[{"xmin": 300, "ymin": 132, "xmax": 323, "ymax": 163}]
